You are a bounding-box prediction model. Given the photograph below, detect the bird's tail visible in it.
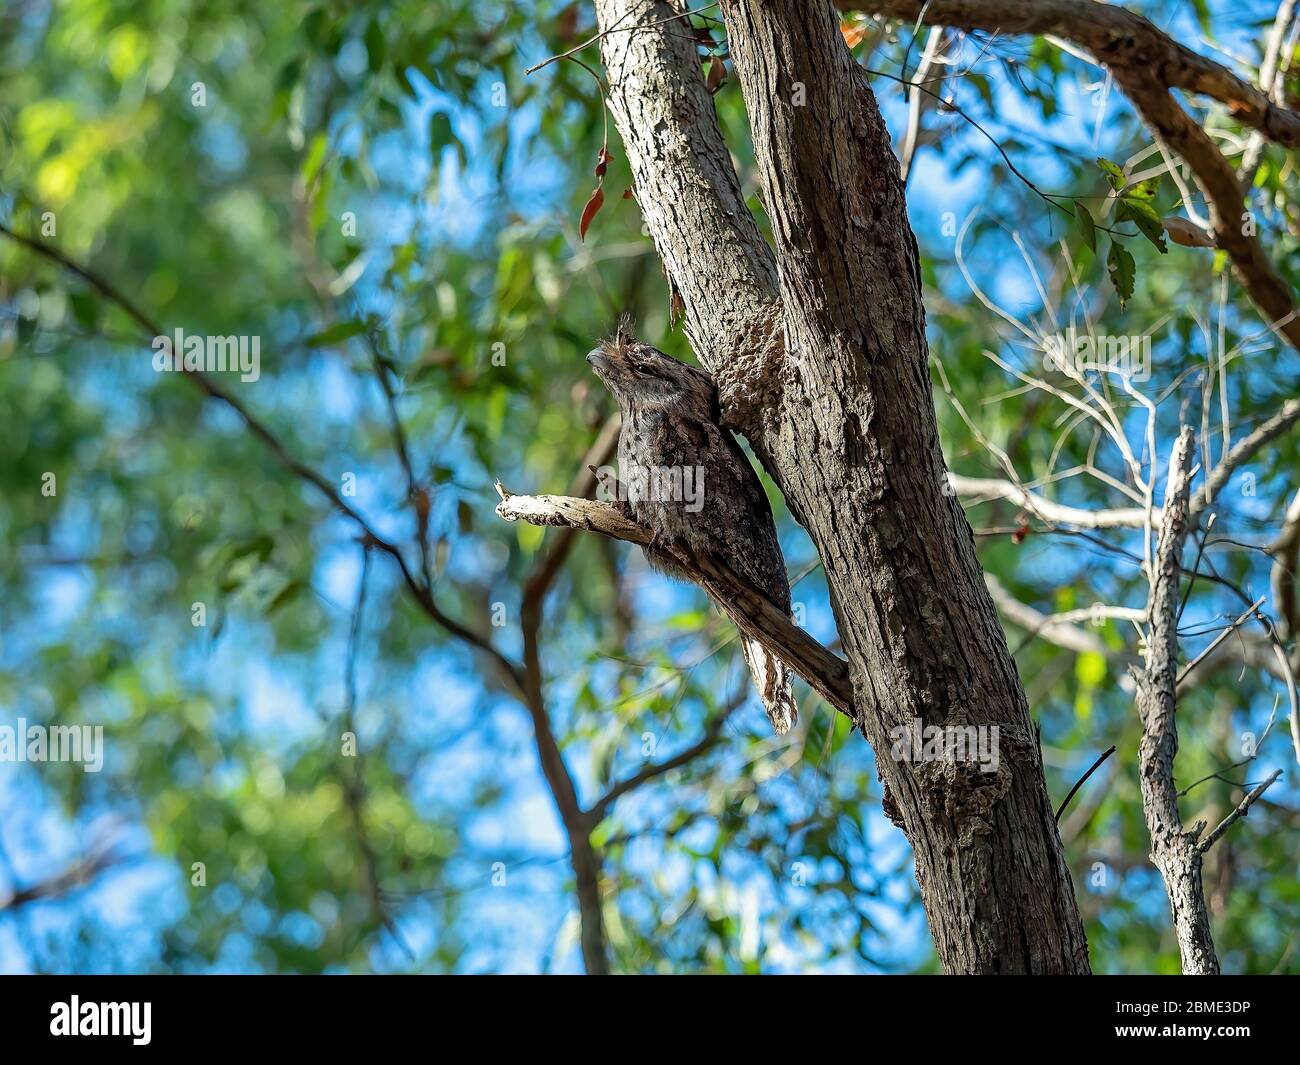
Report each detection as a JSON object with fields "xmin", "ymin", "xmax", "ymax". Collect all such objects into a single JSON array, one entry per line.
[{"xmin": 740, "ymin": 636, "xmax": 797, "ymax": 734}]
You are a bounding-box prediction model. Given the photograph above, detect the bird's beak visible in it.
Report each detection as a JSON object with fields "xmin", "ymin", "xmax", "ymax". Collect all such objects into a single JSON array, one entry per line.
[{"xmin": 586, "ymin": 349, "xmax": 607, "ymax": 369}]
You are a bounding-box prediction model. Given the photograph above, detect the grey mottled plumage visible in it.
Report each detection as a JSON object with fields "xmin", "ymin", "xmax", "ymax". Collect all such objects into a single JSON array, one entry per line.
[{"xmin": 586, "ymin": 321, "xmax": 797, "ymax": 733}]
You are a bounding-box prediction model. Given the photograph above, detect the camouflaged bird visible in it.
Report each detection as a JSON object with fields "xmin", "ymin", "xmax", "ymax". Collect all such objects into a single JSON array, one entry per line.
[{"xmin": 586, "ymin": 321, "xmax": 798, "ymax": 733}]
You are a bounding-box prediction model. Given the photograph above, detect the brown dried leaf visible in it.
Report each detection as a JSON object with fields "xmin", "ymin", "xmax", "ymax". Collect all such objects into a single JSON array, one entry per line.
[
  {"xmin": 841, "ymin": 20, "xmax": 868, "ymax": 48},
  {"xmin": 579, "ymin": 185, "xmax": 605, "ymax": 242},
  {"xmin": 706, "ymin": 55, "xmax": 726, "ymax": 94},
  {"xmin": 1163, "ymin": 216, "xmax": 1216, "ymax": 248},
  {"xmin": 555, "ymin": 2, "xmax": 580, "ymax": 42}
]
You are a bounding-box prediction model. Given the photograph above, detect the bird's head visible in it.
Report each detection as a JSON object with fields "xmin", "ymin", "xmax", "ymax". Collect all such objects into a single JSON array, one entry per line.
[{"xmin": 586, "ymin": 318, "xmax": 715, "ymax": 418}]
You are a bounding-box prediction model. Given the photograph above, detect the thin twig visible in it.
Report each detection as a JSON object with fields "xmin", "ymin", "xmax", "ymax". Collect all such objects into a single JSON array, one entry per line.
[
  {"xmin": 1197, "ymin": 769, "xmax": 1284, "ymax": 853},
  {"xmin": 1054, "ymin": 744, "xmax": 1117, "ymax": 822},
  {"xmin": 1176, "ymin": 595, "xmax": 1266, "ymax": 686}
]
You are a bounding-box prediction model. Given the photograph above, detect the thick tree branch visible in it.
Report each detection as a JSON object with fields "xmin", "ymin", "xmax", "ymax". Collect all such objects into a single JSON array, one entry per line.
[
  {"xmin": 1272, "ymin": 487, "xmax": 1300, "ymax": 644},
  {"xmin": 860, "ymin": 0, "xmax": 1300, "ymax": 148},
  {"xmin": 1176, "ymin": 595, "xmax": 1267, "ymax": 687},
  {"xmin": 593, "ymin": 0, "xmax": 785, "ymax": 432},
  {"xmin": 515, "ymin": 417, "xmax": 622, "ymax": 976},
  {"xmin": 854, "ymin": 2, "xmax": 1300, "ymax": 352}
]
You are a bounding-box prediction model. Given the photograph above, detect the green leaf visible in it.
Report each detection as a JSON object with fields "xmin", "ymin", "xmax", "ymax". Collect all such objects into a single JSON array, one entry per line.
[
  {"xmin": 1189, "ymin": 0, "xmax": 1212, "ymax": 34},
  {"xmin": 264, "ymin": 580, "xmax": 303, "ymax": 616},
  {"xmin": 1125, "ymin": 176, "xmax": 1160, "ymax": 201},
  {"xmin": 1076, "ymin": 650, "xmax": 1107, "ymax": 687},
  {"xmin": 1107, "ymin": 240, "xmax": 1136, "ymax": 307},
  {"xmin": 1096, "ymin": 156, "xmax": 1126, "ymax": 190},
  {"xmin": 68, "ymin": 289, "xmax": 98, "ymax": 328},
  {"xmin": 365, "ymin": 19, "xmax": 386, "ymax": 73},
  {"xmin": 1117, "ymin": 197, "xmax": 1168, "ymax": 252},
  {"xmin": 304, "ymin": 320, "xmax": 365, "ymax": 347},
  {"xmin": 227, "ymin": 535, "xmax": 275, "ymax": 566},
  {"xmin": 301, "ymin": 132, "xmax": 328, "ymax": 187},
  {"xmin": 429, "ymin": 112, "xmax": 467, "ymax": 169},
  {"xmin": 1074, "ymin": 201, "xmax": 1096, "ymax": 253},
  {"xmin": 275, "ymin": 58, "xmax": 301, "ymax": 92}
]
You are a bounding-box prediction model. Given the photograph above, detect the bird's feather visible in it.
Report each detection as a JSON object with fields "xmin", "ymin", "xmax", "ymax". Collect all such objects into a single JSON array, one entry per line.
[{"xmin": 740, "ymin": 635, "xmax": 798, "ymax": 734}]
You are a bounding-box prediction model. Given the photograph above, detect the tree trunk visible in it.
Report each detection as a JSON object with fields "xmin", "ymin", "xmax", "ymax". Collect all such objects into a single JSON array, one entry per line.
[{"xmin": 596, "ymin": 0, "xmax": 1090, "ymax": 972}]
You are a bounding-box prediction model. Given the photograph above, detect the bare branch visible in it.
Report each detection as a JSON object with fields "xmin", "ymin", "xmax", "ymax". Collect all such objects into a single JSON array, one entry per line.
[
  {"xmin": 362, "ymin": 323, "xmax": 433, "ymax": 585},
  {"xmin": 1176, "ymin": 595, "xmax": 1267, "ymax": 686},
  {"xmin": 989, "ymin": 580, "xmax": 1106, "ymax": 656},
  {"xmin": 984, "ymin": 572, "xmax": 1139, "ymax": 658},
  {"xmin": 952, "ymin": 473, "xmax": 1153, "ymax": 528},
  {"xmin": 331, "ymin": 546, "xmax": 413, "ymax": 958},
  {"xmin": 1136, "ymin": 425, "xmax": 1220, "ymax": 974},
  {"xmin": 510, "ymin": 420, "xmax": 624, "ymax": 976},
  {"xmin": 0, "ymin": 223, "xmax": 526, "ymax": 694},
  {"xmin": 1195, "ymin": 398, "xmax": 1300, "ymax": 515},
  {"xmin": 719, "ymin": 0, "xmax": 1091, "ymax": 971},
  {"xmin": 1109, "ymin": 68, "xmax": 1300, "ymax": 352},
  {"xmin": 587, "ymin": 698, "xmax": 741, "ymax": 825},
  {"xmin": 0, "ymin": 835, "xmax": 131, "ymax": 913},
  {"xmin": 1197, "ymin": 769, "xmax": 1284, "ymax": 854}
]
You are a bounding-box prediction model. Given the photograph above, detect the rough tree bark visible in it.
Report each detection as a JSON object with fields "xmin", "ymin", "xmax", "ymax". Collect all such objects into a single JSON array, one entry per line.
[
  {"xmin": 1137, "ymin": 428, "xmax": 1219, "ymax": 974},
  {"xmin": 594, "ymin": 0, "xmax": 1090, "ymax": 972}
]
